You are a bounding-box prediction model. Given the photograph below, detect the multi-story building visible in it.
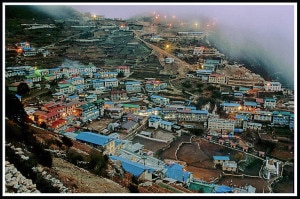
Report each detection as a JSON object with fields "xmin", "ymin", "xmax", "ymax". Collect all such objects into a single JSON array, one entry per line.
[
  {"xmin": 264, "ymin": 81, "xmax": 282, "ymax": 92},
  {"xmin": 253, "ymin": 111, "xmax": 272, "ymax": 123},
  {"xmin": 159, "ymin": 120, "xmax": 174, "ymax": 131},
  {"xmin": 145, "ymin": 79, "xmax": 167, "ymax": 92},
  {"xmin": 103, "ymin": 78, "xmax": 119, "ymax": 89},
  {"xmin": 264, "ymin": 98, "xmax": 277, "ymax": 109},
  {"xmin": 69, "ymin": 76, "xmax": 85, "ymax": 85},
  {"xmin": 25, "ymin": 75, "xmax": 42, "ymax": 83},
  {"xmin": 243, "ymin": 101, "xmax": 257, "ymax": 111},
  {"xmin": 207, "ymin": 118, "xmax": 235, "ymax": 132},
  {"xmin": 76, "ymin": 103, "xmax": 100, "ymax": 122},
  {"xmin": 272, "ymin": 111, "xmax": 291, "ymax": 126},
  {"xmin": 5, "ymin": 66, "xmax": 34, "ymax": 77},
  {"xmin": 150, "ymin": 95, "xmax": 170, "ymax": 106},
  {"xmin": 125, "ymin": 81, "xmax": 142, "ymax": 93},
  {"xmin": 220, "ymin": 102, "xmax": 241, "ymax": 113},
  {"xmin": 208, "ymin": 73, "xmax": 228, "ymax": 84},
  {"xmin": 55, "ymin": 83, "xmax": 75, "ymax": 95},
  {"xmin": 116, "ymin": 65, "xmax": 130, "ymax": 76},
  {"xmin": 119, "ymin": 104, "xmax": 140, "ymax": 114},
  {"xmin": 76, "ymin": 132, "xmax": 117, "ymax": 155},
  {"xmin": 177, "ymin": 109, "xmax": 208, "ymax": 122},
  {"xmin": 111, "ymin": 90, "xmax": 128, "ymax": 101}
]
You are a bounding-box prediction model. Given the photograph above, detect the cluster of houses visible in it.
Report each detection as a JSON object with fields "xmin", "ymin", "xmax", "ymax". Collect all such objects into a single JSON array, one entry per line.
[{"xmin": 5, "ymin": 20, "xmax": 294, "ymax": 192}]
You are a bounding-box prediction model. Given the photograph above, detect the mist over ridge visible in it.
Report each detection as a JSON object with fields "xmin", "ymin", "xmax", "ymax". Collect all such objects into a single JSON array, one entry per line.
[{"xmin": 70, "ymin": 3, "xmax": 295, "ymax": 89}]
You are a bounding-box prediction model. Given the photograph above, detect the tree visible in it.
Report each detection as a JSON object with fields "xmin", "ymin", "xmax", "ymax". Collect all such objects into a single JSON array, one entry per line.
[
  {"xmin": 235, "ymin": 152, "xmax": 244, "ymax": 162},
  {"xmin": 5, "ymin": 93, "xmax": 28, "ymax": 123},
  {"xmin": 62, "ymin": 135, "xmax": 73, "ymax": 149},
  {"xmin": 17, "ymin": 82, "xmax": 30, "ymax": 96},
  {"xmin": 117, "ymin": 71, "xmax": 125, "ymax": 78}
]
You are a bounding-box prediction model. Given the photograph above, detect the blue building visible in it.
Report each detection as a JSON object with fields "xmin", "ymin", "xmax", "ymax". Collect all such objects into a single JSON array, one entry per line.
[
  {"xmin": 125, "ymin": 81, "xmax": 142, "ymax": 93},
  {"xmin": 272, "ymin": 111, "xmax": 291, "ymax": 126},
  {"xmin": 165, "ymin": 163, "xmax": 193, "ymax": 185}
]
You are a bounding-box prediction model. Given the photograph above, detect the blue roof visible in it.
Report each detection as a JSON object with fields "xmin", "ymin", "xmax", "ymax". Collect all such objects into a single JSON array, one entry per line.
[
  {"xmin": 234, "ymin": 128, "xmax": 244, "ymax": 133},
  {"xmin": 191, "ymin": 110, "xmax": 208, "ymax": 114},
  {"xmin": 185, "ymin": 106, "xmax": 196, "ymax": 110},
  {"xmin": 239, "ymin": 87, "xmax": 250, "ymax": 91},
  {"xmin": 160, "ymin": 120, "xmax": 174, "ymax": 126},
  {"xmin": 109, "ymin": 155, "xmax": 155, "ymax": 177},
  {"xmin": 264, "ymin": 98, "xmax": 276, "ymax": 102},
  {"xmin": 214, "ymin": 185, "xmax": 234, "ymax": 193},
  {"xmin": 149, "ymin": 114, "xmax": 162, "ymax": 119},
  {"xmin": 235, "ymin": 115, "xmax": 248, "ymax": 121},
  {"xmin": 151, "ymin": 95, "xmax": 165, "ymax": 99},
  {"xmin": 244, "ymin": 101, "xmax": 257, "ymax": 106},
  {"xmin": 125, "ymin": 81, "xmax": 141, "ymax": 85},
  {"xmin": 69, "ymin": 95, "xmax": 78, "ymax": 99},
  {"xmin": 165, "ymin": 163, "xmax": 192, "ymax": 183},
  {"xmin": 234, "ymin": 92, "xmax": 244, "ymax": 96},
  {"xmin": 213, "ymin": 156, "xmax": 230, "ymax": 161},
  {"xmin": 221, "ymin": 103, "xmax": 240, "ymax": 107},
  {"xmin": 272, "ymin": 111, "xmax": 291, "ymax": 116},
  {"xmin": 196, "ymin": 69, "xmax": 212, "ymax": 73},
  {"xmin": 75, "ymin": 132, "xmax": 114, "ymax": 146},
  {"xmin": 103, "ymin": 78, "xmax": 118, "ymax": 82}
]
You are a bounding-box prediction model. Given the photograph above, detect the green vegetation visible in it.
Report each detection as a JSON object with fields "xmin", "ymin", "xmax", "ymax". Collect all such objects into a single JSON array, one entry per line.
[
  {"xmin": 88, "ymin": 149, "xmax": 109, "ymax": 177},
  {"xmin": 189, "ymin": 128, "xmax": 204, "ymax": 136},
  {"xmin": 66, "ymin": 148, "xmax": 85, "ymax": 165}
]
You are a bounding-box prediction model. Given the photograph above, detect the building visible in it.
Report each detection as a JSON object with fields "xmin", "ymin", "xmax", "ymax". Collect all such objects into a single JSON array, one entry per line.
[
  {"xmin": 220, "ymin": 102, "xmax": 241, "ymax": 113},
  {"xmin": 110, "ymin": 155, "xmax": 155, "ymax": 181},
  {"xmin": 148, "ymin": 115, "xmax": 162, "ymax": 129},
  {"xmin": 145, "ymin": 79, "xmax": 167, "ymax": 92},
  {"xmin": 111, "ymin": 90, "xmax": 128, "ymax": 101},
  {"xmin": 253, "ymin": 111, "xmax": 272, "ymax": 123},
  {"xmin": 243, "ymin": 101, "xmax": 257, "ymax": 111},
  {"xmin": 76, "ymin": 103, "xmax": 99, "ymax": 122},
  {"xmin": 150, "ymin": 95, "xmax": 170, "ymax": 106},
  {"xmin": 195, "ymin": 69, "xmax": 212, "ymax": 80},
  {"xmin": 76, "ymin": 132, "xmax": 118, "ymax": 155},
  {"xmin": 264, "ymin": 81, "xmax": 282, "ymax": 92},
  {"xmin": 208, "ymin": 73, "xmax": 228, "ymax": 85},
  {"xmin": 165, "ymin": 163, "xmax": 193, "ymax": 186},
  {"xmin": 120, "ymin": 104, "xmax": 140, "ymax": 114},
  {"xmin": 272, "ymin": 111, "xmax": 291, "ymax": 126},
  {"xmin": 264, "ymin": 98, "xmax": 277, "ymax": 109},
  {"xmin": 207, "ymin": 118, "xmax": 235, "ymax": 132},
  {"xmin": 177, "ymin": 109, "xmax": 208, "ymax": 122},
  {"xmin": 5, "ymin": 66, "xmax": 34, "ymax": 77},
  {"xmin": 116, "ymin": 65, "xmax": 130, "ymax": 77},
  {"xmin": 222, "ymin": 161, "xmax": 237, "ymax": 172},
  {"xmin": 125, "ymin": 81, "xmax": 142, "ymax": 93},
  {"xmin": 159, "ymin": 120, "xmax": 174, "ymax": 131},
  {"xmin": 55, "ymin": 83, "xmax": 74, "ymax": 95},
  {"xmin": 213, "ymin": 156, "xmax": 230, "ymax": 167}
]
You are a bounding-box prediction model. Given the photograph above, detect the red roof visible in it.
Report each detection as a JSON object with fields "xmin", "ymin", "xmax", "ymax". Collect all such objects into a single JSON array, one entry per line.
[
  {"xmin": 46, "ymin": 111, "xmax": 60, "ymax": 118},
  {"xmin": 48, "ymin": 105, "xmax": 66, "ymax": 112},
  {"xmin": 117, "ymin": 65, "xmax": 129, "ymax": 69},
  {"xmin": 65, "ymin": 127, "xmax": 76, "ymax": 132},
  {"xmin": 51, "ymin": 119, "xmax": 66, "ymax": 128}
]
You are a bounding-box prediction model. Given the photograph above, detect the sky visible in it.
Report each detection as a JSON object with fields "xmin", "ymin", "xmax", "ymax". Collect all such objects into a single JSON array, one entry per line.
[{"xmin": 69, "ymin": 2, "xmax": 296, "ymax": 89}]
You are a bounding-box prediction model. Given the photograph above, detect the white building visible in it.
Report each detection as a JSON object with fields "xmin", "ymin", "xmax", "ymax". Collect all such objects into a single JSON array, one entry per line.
[
  {"xmin": 264, "ymin": 81, "xmax": 282, "ymax": 92},
  {"xmin": 208, "ymin": 73, "xmax": 228, "ymax": 85},
  {"xmin": 264, "ymin": 98, "xmax": 277, "ymax": 109},
  {"xmin": 207, "ymin": 118, "xmax": 235, "ymax": 132}
]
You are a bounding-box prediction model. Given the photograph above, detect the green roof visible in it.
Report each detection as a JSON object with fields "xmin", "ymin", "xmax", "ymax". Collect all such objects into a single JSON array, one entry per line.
[
  {"xmin": 120, "ymin": 104, "xmax": 139, "ymax": 108},
  {"xmin": 57, "ymin": 83, "xmax": 72, "ymax": 88}
]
